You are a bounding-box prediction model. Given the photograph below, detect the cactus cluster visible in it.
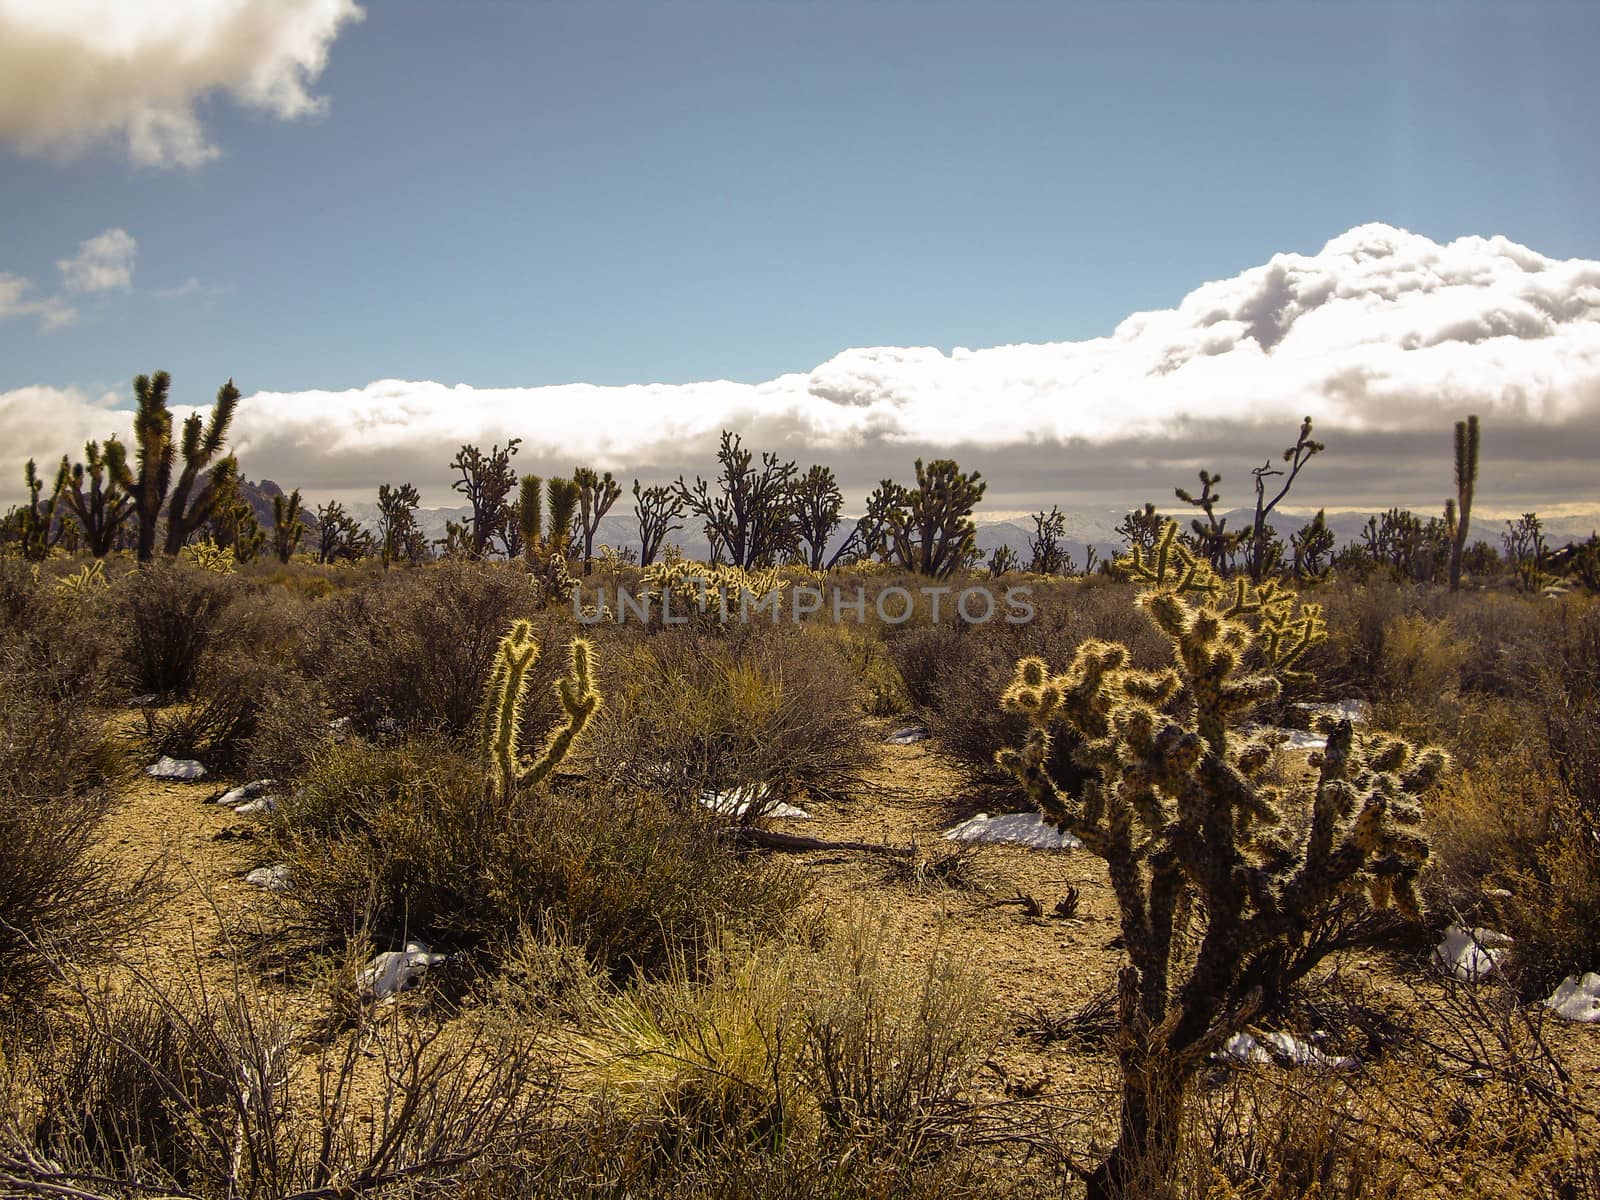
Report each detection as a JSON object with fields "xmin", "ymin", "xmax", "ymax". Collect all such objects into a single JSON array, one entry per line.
[
  {"xmin": 639, "ymin": 559, "xmax": 786, "ymax": 627},
  {"xmin": 481, "ymin": 620, "xmax": 601, "ymax": 801},
  {"xmin": 999, "ymin": 521, "xmax": 1448, "ymax": 1197}
]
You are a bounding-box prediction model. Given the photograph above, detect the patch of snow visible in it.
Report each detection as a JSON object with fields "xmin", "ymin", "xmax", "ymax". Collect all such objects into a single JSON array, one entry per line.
[
  {"xmin": 698, "ymin": 784, "xmax": 810, "ymax": 820},
  {"xmin": 943, "ymin": 812, "xmax": 1082, "ymax": 851},
  {"xmin": 1544, "ymin": 973, "xmax": 1600, "ymax": 1023},
  {"xmin": 233, "ymin": 796, "xmax": 278, "ymax": 817},
  {"xmin": 1247, "ymin": 725, "xmax": 1327, "ymax": 752},
  {"xmin": 1217, "ymin": 1031, "xmax": 1355, "ymax": 1069},
  {"xmin": 358, "ymin": 940, "xmax": 450, "ymax": 1000},
  {"xmin": 146, "ymin": 756, "xmax": 205, "ymax": 781},
  {"xmin": 125, "ymin": 692, "xmax": 158, "ymax": 707},
  {"xmin": 245, "ymin": 864, "xmax": 291, "ymax": 891},
  {"xmin": 215, "ymin": 779, "xmax": 277, "ymax": 806},
  {"xmin": 1433, "ymin": 924, "xmax": 1513, "ymax": 982},
  {"xmin": 885, "ymin": 724, "xmax": 930, "ymax": 745}
]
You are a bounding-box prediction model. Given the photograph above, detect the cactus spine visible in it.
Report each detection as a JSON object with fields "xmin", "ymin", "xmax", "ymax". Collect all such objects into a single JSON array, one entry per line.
[
  {"xmin": 1448, "ymin": 414, "xmax": 1479, "ymax": 592},
  {"xmin": 1000, "ymin": 521, "xmax": 1446, "ymax": 1199},
  {"xmin": 481, "ymin": 621, "xmax": 601, "ymax": 800}
]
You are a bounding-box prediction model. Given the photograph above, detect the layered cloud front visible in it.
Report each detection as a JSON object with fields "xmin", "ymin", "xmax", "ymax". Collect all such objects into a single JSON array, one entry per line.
[
  {"xmin": 6, "ymin": 224, "xmax": 1600, "ymax": 515},
  {"xmin": 0, "ymin": 0, "xmax": 362, "ymax": 166}
]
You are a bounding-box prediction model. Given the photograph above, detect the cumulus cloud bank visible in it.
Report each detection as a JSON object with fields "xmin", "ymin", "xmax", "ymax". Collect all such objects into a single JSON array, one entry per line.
[
  {"xmin": 5, "ymin": 224, "xmax": 1599, "ymax": 515},
  {"xmin": 0, "ymin": 0, "xmax": 362, "ymax": 167}
]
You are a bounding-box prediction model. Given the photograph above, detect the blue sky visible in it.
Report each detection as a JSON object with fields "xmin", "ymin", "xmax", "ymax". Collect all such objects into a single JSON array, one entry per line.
[
  {"xmin": 3, "ymin": 1, "xmax": 1599, "ymax": 516},
  {"xmin": 4, "ymin": 1, "xmax": 1597, "ymax": 393}
]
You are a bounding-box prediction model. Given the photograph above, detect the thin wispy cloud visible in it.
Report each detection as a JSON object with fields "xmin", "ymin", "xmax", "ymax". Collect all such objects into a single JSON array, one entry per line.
[
  {"xmin": 0, "ymin": 0, "xmax": 363, "ymax": 167},
  {"xmin": 0, "ymin": 274, "xmax": 76, "ymax": 333},
  {"xmin": 4, "ymin": 225, "xmax": 1597, "ymax": 516},
  {"xmin": 57, "ymin": 228, "xmax": 137, "ymax": 294}
]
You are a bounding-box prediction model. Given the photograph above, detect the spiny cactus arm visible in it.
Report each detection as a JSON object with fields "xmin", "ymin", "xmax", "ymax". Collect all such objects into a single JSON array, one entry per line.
[
  {"xmin": 482, "ymin": 620, "xmax": 542, "ymax": 799},
  {"xmin": 516, "ymin": 638, "xmax": 601, "ymax": 791}
]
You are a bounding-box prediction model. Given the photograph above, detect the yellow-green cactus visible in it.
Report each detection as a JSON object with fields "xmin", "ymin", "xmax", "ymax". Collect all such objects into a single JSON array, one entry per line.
[
  {"xmin": 1000, "ymin": 520, "xmax": 1446, "ymax": 1199},
  {"xmin": 481, "ymin": 620, "xmax": 601, "ymax": 801}
]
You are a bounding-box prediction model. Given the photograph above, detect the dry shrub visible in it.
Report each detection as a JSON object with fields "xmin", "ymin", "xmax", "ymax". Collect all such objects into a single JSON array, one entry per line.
[
  {"xmin": 3, "ymin": 959, "xmax": 550, "ymax": 1198},
  {"xmin": 564, "ymin": 907, "xmax": 994, "ymax": 1182},
  {"xmin": 305, "ymin": 559, "xmax": 542, "ymax": 739},
  {"xmin": 591, "ymin": 623, "xmax": 871, "ymax": 817},
  {"xmin": 116, "ymin": 560, "xmax": 238, "ymax": 697},
  {"xmin": 267, "ymin": 737, "xmax": 806, "ymax": 976},
  {"xmin": 0, "ymin": 591, "xmax": 150, "ymax": 1010}
]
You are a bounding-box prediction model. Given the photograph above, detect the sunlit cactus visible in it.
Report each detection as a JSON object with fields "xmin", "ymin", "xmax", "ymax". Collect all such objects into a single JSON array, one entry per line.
[
  {"xmin": 481, "ymin": 620, "xmax": 601, "ymax": 801},
  {"xmin": 999, "ymin": 520, "xmax": 1446, "ymax": 1199}
]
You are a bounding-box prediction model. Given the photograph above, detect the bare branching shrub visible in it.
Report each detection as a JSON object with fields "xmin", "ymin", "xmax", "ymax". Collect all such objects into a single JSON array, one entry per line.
[
  {"xmin": 591, "ymin": 624, "xmax": 871, "ymax": 818},
  {"xmin": 306, "ymin": 560, "xmax": 543, "ymax": 738},
  {"xmin": 117, "ymin": 561, "xmax": 238, "ymax": 697},
  {"xmin": 2, "ymin": 960, "xmax": 552, "ymax": 1198}
]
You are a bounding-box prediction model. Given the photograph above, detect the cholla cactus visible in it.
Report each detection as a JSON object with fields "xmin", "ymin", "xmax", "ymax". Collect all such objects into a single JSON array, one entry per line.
[
  {"xmin": 481, "ymin": 621, "xmax": 601, "ymax": 801},
  {"xmin": 181, "ymin": 539, "xmax": 236, "ymax": 574},
  {"xmin": 639, "ymin": 560, "xmax": 786, "ymax": 628},
  {"xmin": 999, "ymin": 522, "xmax": 1447, "ymax": 1199},
  {"xmin": 55, "ymin": 560, "xmax": 109, "ymax": 609}
]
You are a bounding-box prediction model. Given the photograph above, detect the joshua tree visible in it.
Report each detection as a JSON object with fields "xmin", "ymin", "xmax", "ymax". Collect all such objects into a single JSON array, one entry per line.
[
  {"xmin": 1117, "ymin": 503, "xmax": 1165, "ymax": 555},
  {"xmin": 1028, "ymin": 505, "xmax": 1069, "ymax": 574},
  {"xmin": 63, "ymin": 438, "xmax": 134, "ymax": 557},
  {"xmin": 826, "ymin": 480, "xmax": 905, "ymax": 568},
  {"xmin": 377, "ymin": 482, "xmax": 425, "ymax": 567},
  {"xmin": 315, "ymin": 500, "xmax": 369, "ymax": 563},
  {"xmin": 449, "ymin": 439, "xmax": 521, "ymax": 558},
  {"xmin": 1243, "ymin": 416, "xmax": 1324, "ymax": 582},
  {"xmin": 988, "ymin": 543, "xmax": 1020, "ymax": 577},
  {"xmin": 160, "ymin": 379, "xmax": 241, "ymax": 555},
  {"xmin": 633, "ymin": 480, "xmax": 683, "ymax": 567},
  {"xmin": 573, "ymin": 467, "xmax": 622, "ymax": 574},
  {"xmin": 118, "ymin": 371, "xmax": 176, "ymax": 562},
  {"xmin": 271, "ymin": 488, "xmax": 305, "ymax": 564},
  {"xmin": 1290, "ymin": 509, "xmax": 1335, "ymax": 578},
  {"xmin": 16, "ymin": 458, "xmax": 70, "ymax": 561},
  {"xmin": 545, "ymin": 478, "xmax": 580, "ymax": 558},
  {"xmin": 1448, "ymin": 415, "xmax": 1480, "ymax": 591},
  {"xmin": 1174, "ymin": 470, "xmax": 1241, "ymax": 575},
  {"xmin": 998, "ymin": 523, "xmax": 1446, "ymax": 1198},
  {"xmin": 792, "ymin": 464, "xmax": 844, "ymax": 570},
  {"xmin": 881, "ymin": 458, "xmax": 986, "ymax": 578},
  {"xmin": 674, "ymin": 431, "xmax": 799, "ymax": 569}
]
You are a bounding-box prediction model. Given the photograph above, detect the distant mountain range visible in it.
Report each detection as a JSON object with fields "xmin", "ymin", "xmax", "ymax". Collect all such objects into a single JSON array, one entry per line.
[{"xmin": 329, "ymin": 498, "xmax": 1597, "ymax": 565}]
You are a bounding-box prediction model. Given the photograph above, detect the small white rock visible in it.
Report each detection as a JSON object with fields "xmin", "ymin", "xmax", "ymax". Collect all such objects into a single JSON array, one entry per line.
[
  {"xmin": 1543, "ymin": 973, "xmax": 1600, "ymax": 1023},
  {"xmin": 943, "ymin": 812, "xmax": 1082, "ymax": 851},
  {"xmin": 1433, "ymin": 924, "xmax": 1513, "ymax": 982},
  {"xmin": 245, "ymin": 864, "xmax": 292, "ymax": 891},
  {"xmin": 1217, "ymin": 1031, "xmax": 1355, "ymax": 1069},
  {"xmin": 146, "ymin": 756, "xmax": 206, "ymax": 781},
  {"xmin": 698, "ymin": 784, "xmax": 810, "ymax": 820},
  {"xmin": 358, "ymin": 941, "xmax": 449, "ymax": 1000},
  {"xmin": 216, "ymin": 779, "xmax": 277, "ymax": 806},
  {"xmin": 233, "ymin": 796, "xmax": 278, "ymax": 816},
  {"xmin": 885, "ymin": 725, "xmax": 930, "ymax": 745}
]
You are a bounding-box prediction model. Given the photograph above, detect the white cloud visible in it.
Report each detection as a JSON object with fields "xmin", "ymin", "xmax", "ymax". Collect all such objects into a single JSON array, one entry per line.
[
  {"xmin": 4, "ymin": 224, "xmax": 1599, "ymax": 516},
  {"xmin": 0, "ymin": 0, "xmax": 363, "ymax": 167},
  {"xmin": 0, "ymin": 272, "xmax": 76, "ymax": 331},
  {"xmin": 57, "ymin": 228, "xmax": 137, "ymax": 294}
]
